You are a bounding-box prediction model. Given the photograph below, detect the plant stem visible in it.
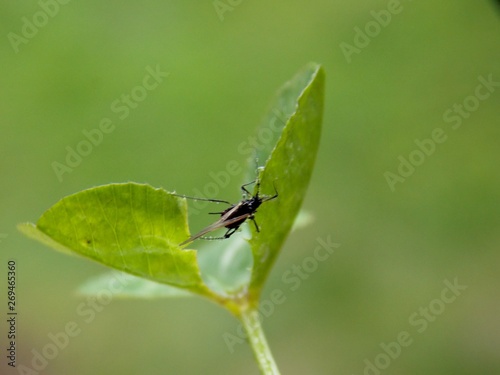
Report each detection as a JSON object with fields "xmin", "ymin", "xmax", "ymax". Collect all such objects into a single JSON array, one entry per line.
[{"xmin": 239, "ymin": 308, "xmax": 281, "ymax": 375}]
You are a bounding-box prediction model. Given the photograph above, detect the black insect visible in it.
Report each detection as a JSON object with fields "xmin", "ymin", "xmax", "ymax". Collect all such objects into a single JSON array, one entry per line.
[{"xmin": 176, "ymin": 180, "xmax": 278, "ymax": 246}]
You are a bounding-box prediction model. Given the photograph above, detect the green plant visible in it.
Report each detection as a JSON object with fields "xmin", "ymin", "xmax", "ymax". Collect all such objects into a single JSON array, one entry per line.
[{"xmin": 18, "ymin": 63, "xmax": 325, "ymax": 375}]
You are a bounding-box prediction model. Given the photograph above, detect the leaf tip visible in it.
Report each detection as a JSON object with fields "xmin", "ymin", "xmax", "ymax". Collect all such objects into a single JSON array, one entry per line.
[{"xmin": 17, "ymin": 222, "xmax": 36, "ymax": 236}]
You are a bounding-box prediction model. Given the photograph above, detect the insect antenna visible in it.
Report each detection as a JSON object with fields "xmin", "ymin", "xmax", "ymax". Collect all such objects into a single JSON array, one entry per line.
[{"xmin": 171, "ymin": 193, "xmax": 232, "ymax": 205}]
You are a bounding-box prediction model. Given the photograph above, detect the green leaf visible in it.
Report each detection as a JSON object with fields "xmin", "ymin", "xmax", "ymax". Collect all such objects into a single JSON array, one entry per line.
[
  {"xmin": 78, "ymin": 271, "xmax": 193, "ymax": 299},
  {"xmin": 18, "ymin": 183, "xmax": 214, "ymax": 297},
  {"xmin": 192, "ymin": 64, "xmax": 324, "ymax": 299},
  {"xmin": 248, "ymin": 63, "xmax": 325, "ymax": 300}
]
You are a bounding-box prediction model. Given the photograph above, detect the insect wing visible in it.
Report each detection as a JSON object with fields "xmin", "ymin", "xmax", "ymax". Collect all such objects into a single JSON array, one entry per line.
[{"xmin": 179, "ymin": 213, "xmax": 251, "ymax": 246}]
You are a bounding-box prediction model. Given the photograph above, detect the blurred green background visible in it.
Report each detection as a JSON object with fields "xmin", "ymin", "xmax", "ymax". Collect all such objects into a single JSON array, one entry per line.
[{"xmin": 1, "ymin": 1, "xmax": 499, "ymax": 374}]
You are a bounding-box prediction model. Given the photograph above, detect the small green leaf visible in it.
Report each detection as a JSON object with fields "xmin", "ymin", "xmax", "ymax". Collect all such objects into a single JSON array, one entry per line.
[
  {"xmin": 248, "ymin": 63, "xmax": 325, "ymax": 299},
  {"xmin": 78, "ymin": 271, "xmax": 193, "ymax": 299},
  {"xmin": 18, "ymin": 183, "xmax": 213, "ymax": 297},
  {"xmin": 197, "ymin": 227, "xmax": 253, "ymax": 294},
  {"xmin": 195, "ymin": 209, "xmax": 314, "ymax": 295}
]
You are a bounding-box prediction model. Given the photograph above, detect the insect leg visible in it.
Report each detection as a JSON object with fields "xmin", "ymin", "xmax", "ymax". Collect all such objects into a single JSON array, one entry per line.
[
  {"xmin": 250, "ymin": 216, "xmax": 260, "ymax": 232},
  {"xmin": 224, "ymin": 227, "xmax": 238, "ymax": 238},
  {"xmin": 261, "ymin": 180, "xmax": 279, "ymax": 202},
  {"xmin": 240, "ymin": 180, "xmax": 257, "ymax": 197}
]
